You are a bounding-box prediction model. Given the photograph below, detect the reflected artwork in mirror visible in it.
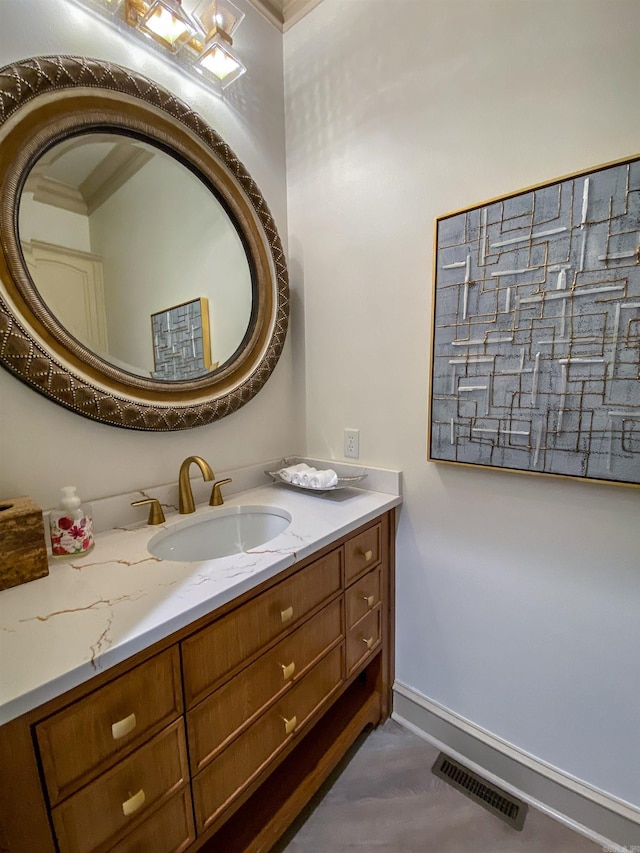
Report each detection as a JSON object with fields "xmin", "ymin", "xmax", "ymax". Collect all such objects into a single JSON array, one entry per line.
[{"xmin": 0, "ymin": 55, "xmax": 289, "ymax": 430}]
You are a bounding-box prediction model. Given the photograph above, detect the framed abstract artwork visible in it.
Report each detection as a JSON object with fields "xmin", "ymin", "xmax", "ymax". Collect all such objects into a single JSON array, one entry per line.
[
  {"xmin": 151, "ymin": 297, "xmax": 214, "ymax": 380},
  {"xmin": 428, "ymin": 156, "xmax": 640, "ymax": 487}
]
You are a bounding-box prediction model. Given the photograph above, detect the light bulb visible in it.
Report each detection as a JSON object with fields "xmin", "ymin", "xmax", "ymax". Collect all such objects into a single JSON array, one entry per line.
[
  {"xmin": 199, "ymin": 45, "xmax": 240, "ymax": 79},
  {"xmin": 145, "ymin": 6, "xmax": 190, "ymax": 44}
]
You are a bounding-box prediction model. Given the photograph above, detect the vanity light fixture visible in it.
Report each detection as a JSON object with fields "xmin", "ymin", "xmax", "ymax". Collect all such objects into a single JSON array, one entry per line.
[
  {"xmin": 66, "ymin": 0, "xmax": 246, "ymax": 91},
  {"xmin": 189, "ymin": 0, "xmax": 246, "ymax": 86},
  {"xmin": 192, "ymin": 27, "xmax": 246, "ymax": 85},
  {"xmin": 128, "ymin": 0, "xmax": 198, "ymax": 53}
]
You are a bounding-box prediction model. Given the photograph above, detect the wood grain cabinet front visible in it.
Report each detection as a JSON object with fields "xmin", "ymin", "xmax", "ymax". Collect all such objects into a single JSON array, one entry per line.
[
  {"xmin": 346, "ymin": 566, "xmax": 382, "ymax": 629},
  {"xmin": 108, "ymin": 787, "xmax": 195, "ymax": 853},
  {"xmin": 51, "ymin": 720, "xmax": 189, "ymax": 853},
  {"xmin": 187, "ymin": 596, "xmax": 344, "ymax": 775},
  {"xmin": 191, "ymin": 643, "xmax": 345, "ymax": 834},
  {"xmin": 0, "ymin": 509, "xmax": 396, "ymax": 853},
  {"xmin": 344, "ymin": 522, "xmax": 381, "ymax": 584},
  {"xmin": 181, "ymin": 548, "xmax": 343, "ymax": 708},
  {"xmin": 346, "ymin": 606, "xmax": 382, "ymax": 675},
  {"xmin": 36, "ymin": 647, "xmax": 183, "ymax": 804}
]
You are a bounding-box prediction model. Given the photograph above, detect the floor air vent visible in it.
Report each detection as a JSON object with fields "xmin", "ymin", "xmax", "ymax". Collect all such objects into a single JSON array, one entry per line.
[{"xmin": 432, "ymin": 753, "xmax": 528, "ymax": 831}]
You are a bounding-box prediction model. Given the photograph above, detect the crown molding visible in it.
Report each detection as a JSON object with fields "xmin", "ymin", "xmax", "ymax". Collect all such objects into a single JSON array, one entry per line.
[
  {"xmin": 245, "ymin": 0, "xmax": 322, "ymax": 31},
  {"xmin": 246, "ymin": 0, "xmax": 283, "ymax": 30},
  {"xmin": 282, "ymin": 0, "xmax": 322, "ymax": 31}
]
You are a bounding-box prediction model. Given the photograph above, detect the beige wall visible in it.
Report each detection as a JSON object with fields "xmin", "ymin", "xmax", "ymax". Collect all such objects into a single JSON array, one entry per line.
[
  {"xmin": 285, "ymin": 0, "xmax": 640, "ymax": 808},
  {"xmin": 0, "ymin": 0, "xmax": 300, "ymax": 508}
]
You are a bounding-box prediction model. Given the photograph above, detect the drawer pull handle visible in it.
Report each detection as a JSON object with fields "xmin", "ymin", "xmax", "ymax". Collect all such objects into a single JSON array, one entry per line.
[
  {"xmin": 280, "ymin": 605, "xmax": 294, "ymax": 624},
  {"xmin": 362, "ymin": 594, "xmax": 375, "ymax": 608},
  {"xmin": 122, "ymin": 789, "xmax": 146, "ymax": 817},
  {"xmin": 111, "ymin": 712, "xmax": 137, "ymax": 740},
  {"xmin": 362, "ymin": 636, "xmax": 374, "ymax": 650},
  {"xmin": 282, "ymin": 714, "xmax": 297, "ymax": 735},
  {"xmin": 281, "ymin": 661, "xmax": 296, "ymax": 680},
  {"xmin": 362, "ymin": 549, "xmax": 373, "ymax": 562}
]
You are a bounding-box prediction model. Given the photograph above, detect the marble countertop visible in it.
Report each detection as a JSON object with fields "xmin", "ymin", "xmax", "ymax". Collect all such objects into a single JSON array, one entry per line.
[{"xmin": 0, "ymin": 481, "xmax": 401, "ymax": 725}]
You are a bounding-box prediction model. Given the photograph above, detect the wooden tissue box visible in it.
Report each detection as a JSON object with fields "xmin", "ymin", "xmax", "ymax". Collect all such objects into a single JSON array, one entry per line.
[{"xmin": 0, "ymin": 496, "xmax": 49, "ymax": 591}]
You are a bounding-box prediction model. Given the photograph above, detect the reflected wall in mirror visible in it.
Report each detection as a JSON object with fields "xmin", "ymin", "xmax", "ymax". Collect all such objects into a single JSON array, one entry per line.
[{"xmin": 0, "ymin": 55, "xmax": 289, "ymax": 431}]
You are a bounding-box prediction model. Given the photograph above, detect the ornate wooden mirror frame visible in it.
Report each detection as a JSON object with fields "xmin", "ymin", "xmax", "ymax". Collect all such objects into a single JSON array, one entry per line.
[{"xmin": 0, "ymin": 55, "xmax": 289, "ymax": 430}]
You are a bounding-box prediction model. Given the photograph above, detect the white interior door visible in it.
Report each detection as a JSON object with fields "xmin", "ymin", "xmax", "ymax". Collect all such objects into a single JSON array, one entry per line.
[{"xmin": 22, "ymin": 239, "xmax": 108, "ymax": 354}]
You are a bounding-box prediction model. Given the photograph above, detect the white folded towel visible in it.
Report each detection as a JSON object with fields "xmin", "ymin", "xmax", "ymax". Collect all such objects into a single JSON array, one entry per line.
[
  {"xmin": 308, "ymin": 469, "xmax": 338, "ymax": 489},
  {"xmin": 278, "ymin": 462, "xmax": 313, "ymax": 483},
  {"xmin": 296, "ymin": 467, "xmax": 314, "ymax": 486},
  {"xmin": 277, "ymin": 463, "xmax": 339, "ymax": 489}
]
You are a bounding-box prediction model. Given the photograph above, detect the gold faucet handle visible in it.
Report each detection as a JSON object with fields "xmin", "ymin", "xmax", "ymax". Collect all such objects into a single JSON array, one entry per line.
[
  {"xmin": 131, "ymin": 498, "xmax": 165, "ymax": 525},
  {"xmin": 210, "ymin": 478, "xmax": 233, "ymax": 506}
]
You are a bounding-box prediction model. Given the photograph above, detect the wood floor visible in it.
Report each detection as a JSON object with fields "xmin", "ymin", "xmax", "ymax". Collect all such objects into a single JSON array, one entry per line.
[{"xmin": 275, "ymin": 719, "xmax": 601, "ymax": 852}]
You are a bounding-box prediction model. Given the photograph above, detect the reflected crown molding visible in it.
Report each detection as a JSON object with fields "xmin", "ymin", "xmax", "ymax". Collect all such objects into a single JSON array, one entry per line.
[{"xmin": 23, "ymin": 137, "xmax": 154, "ymax": 216}]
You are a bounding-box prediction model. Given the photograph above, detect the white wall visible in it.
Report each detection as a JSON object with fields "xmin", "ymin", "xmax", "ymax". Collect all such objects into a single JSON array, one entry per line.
[
  {"xmin": 285, "ymin": 0, "xmax": 640, "ymax": 809},
  {"xmin": 0, "ymin": 0, "xmax": 299, "ymax": 508},
  {"xmin": 90, "ymin": 153, "xmax": 251, "ymax": 371},
  {"xmin": 19, "ymin": 196, "xmax": 92, "ymax": 253}
]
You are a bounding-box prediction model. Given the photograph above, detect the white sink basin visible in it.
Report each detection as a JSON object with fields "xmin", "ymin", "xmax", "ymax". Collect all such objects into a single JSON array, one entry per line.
[{"xmin": 148, "ymin": 505, "xmax": 292, "ymax": 562}]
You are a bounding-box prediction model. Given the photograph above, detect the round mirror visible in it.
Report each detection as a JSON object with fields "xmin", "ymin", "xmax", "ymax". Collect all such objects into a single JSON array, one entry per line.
[{"xmin": 0, "ymin": 55, "xmax": 289, "ymax": 430}]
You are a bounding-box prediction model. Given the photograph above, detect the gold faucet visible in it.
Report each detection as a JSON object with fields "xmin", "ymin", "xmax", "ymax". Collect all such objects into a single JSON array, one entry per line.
[{"xmin": 178, "ymin": 456, "xmax": 214, "ymax": 514}]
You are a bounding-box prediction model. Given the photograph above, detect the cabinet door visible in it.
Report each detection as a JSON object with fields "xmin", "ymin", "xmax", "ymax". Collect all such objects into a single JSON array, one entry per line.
[
  {"xmin": 182, "ymin": 549, "xmax": 343, "ymax": 707},
  {"xmin": 346, "ymin": 566, "xmax": 382, "ymax": 629},
  {"xmin": 187, "ymin": 597, "xmax": 343, "ymax": 774},
  {"xmin": 108, "ymin": 788, "xmax": 195, "ymax": 853},
  {"xmin": 344, "ymin": 522, "xmax": 381, "ymax": 584},
  {"xmin": 346, "ymin": 607, "xmax": 381, "ymax": 675},
  {"xmin": 51, "ymin": 721, "xmax": 189, "ymax": 853},
  {"xmin": 192, "ymin": 643, "xmax": 344, "ymax": 833},
  {"xmin": 36, "ymin": 648, "xmax": 182, "ymax": 804}
]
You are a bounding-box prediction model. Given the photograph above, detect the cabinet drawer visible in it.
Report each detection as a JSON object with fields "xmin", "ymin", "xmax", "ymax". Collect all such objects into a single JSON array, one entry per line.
[
  {"xmin": 187, "ymin": 597, "xmax": 343, "ymax": 774},
  {"xmin": 182, "ymin": 549, "xmax": 343, "ymax": 707},
  {"xmin": 192, "ymin": 643, "xmax": 344, "ymax": 833},
  {"xmin": 344, "ymin": 523, "xmax": 381, "ymax": 584},
  {"xmin": 346, "ymin": 607, "xmax": 381, "ymax": 675},
  {"xmin": 51, "ymin": 720, "xmax": 189, "ymax": 853},
  {"xmin": 346, "ymin": 566, "xmax": 382, "ymax": 629},
  {"xmin": 37, "ymin": 648, "xmax": 182, "ymax": 804},
  {"xmin": 108, "ymin": 787, "xmax": 195, "ymax": 853}
]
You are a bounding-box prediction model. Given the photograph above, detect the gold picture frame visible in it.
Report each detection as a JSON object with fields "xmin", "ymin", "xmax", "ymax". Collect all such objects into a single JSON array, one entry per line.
[{"xmin": 428, "ymin": 155, "xmax": 640, "ymax": 488}]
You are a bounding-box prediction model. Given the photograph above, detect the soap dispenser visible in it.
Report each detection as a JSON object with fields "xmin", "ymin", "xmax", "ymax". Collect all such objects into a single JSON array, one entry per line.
[{"xmin": 49, "ymin": 486, "xmax": 95, "ymax": 558}]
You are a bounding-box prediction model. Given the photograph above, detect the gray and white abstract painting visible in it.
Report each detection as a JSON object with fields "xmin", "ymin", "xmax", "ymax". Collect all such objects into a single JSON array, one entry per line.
[
  {"xmin": 151, "ymin": 298, "xmax": 211, "ymax": 381},
  {"xmin": 430, "ymin": 158, "xmax": 640, "ymax": 486}
]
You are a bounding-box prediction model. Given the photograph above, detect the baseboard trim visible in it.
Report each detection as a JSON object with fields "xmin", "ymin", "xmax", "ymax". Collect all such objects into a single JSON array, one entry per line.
[{"xmin": 392, "ymin": 681, "xmax": 640, "ymax": 850}]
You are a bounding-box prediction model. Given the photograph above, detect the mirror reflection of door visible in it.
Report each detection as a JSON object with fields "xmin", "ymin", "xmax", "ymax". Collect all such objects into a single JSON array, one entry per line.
[
  {"xmin": 22, "ymin": 240, "xmax": 108, "ymax": 354},
  {"xmin": 18, "ymin": 133, "xmax": 253, "ymax": 380}
]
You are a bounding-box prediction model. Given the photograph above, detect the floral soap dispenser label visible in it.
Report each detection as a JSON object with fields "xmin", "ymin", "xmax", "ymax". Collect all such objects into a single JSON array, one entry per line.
[{"xmin": 49, "ymin": 486, "xmax": 95, "ymax": 558}]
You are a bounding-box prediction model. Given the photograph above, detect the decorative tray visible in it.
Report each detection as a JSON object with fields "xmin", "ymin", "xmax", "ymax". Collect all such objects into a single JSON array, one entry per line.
[{"xmin": 265, "ymin": 460, "xmax": 368, "ymax": 493}]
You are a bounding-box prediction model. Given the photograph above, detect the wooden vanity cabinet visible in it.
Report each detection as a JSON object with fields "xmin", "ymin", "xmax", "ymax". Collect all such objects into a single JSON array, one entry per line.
[{"xmin": 0, "ymin": 508, "xmax": 395, "ymax": 853}]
